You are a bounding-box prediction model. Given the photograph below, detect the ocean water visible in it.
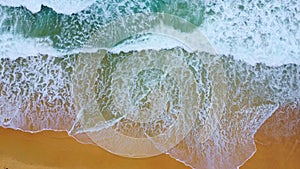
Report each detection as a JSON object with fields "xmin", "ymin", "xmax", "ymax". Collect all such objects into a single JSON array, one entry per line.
[{"xmin": 0, "ymin": 1, "xmax": 299, "ymax": 169}]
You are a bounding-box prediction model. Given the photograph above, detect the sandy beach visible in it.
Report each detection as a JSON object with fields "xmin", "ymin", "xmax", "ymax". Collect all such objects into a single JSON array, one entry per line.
[
  {"xmin": 0, "ymin": 127, "xmax": 190, "ymax": 169},
  {"xmin": 0, "ymin": 105, "xmax": 299, "ymax": 169}
]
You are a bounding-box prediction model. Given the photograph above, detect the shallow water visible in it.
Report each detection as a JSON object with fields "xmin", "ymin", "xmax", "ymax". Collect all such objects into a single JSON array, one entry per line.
[{"xmin": 0, "ymin": 49, "xmax": 299, "ymax": 168}]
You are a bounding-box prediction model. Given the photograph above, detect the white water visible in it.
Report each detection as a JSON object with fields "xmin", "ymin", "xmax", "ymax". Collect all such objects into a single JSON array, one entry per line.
[
  {"xmin": 110, "ymin": 34, "xmax": 191, "ymax": 53},
  {"xmin": 201, "ymin": 0, "xmax": 300, "ymax": 66},
  {"xmin": 0, "ymin": 33, "xmax": 191, "ymax": 59},
  {"xmin": 0, "ymin": 33, "xmax": 63, "ymax": 60},
  {"xmin": 0, "ymin": 0, "xmax": 95, "ymax": 14},
  {"xmin": 0, "ymin": 0, "xmax": 299, "ymax": 66}
]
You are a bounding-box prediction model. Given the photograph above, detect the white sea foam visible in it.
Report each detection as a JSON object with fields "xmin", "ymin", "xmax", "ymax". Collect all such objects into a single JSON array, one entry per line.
[
  {"xmin": 0, "ymin": 33, "xmax": 99, "ymax": 59},
  {"xmin": 0, "ymin": 0, "xmax": 299, "ymax": 66},
  {"xmin": 0, "ymin": 33, "xmax": 191, "ymax": 59},
  {"xmin": 201, "ymin": 0, "xmax": 300, "ymax": 66},
  {"xmin": 110, "ymin": 34, "xmax": 191, "ymax": 54},
  {"xmin": 0, "ymin": 0, "xmax": 95, "ymax": 14},
  {"xmin": 0, "ymin": 33, "xmax": 62, "ymax": 59}
]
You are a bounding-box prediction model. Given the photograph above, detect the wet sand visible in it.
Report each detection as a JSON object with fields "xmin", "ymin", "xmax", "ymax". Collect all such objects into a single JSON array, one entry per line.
[
  {"xmin": 0, "ymin": 106, "xmax": 299, "ymax": 169},
  {"xmin": 0, "ymin": 127, "xmax": 190, "ymax": 169},
  {"xmin": 241, "ymin": 137, "xmax": 299, "ymax": 169},
  {"xmin": 241, "ymin": 103, "xmax": 300, "ymax": 169}
]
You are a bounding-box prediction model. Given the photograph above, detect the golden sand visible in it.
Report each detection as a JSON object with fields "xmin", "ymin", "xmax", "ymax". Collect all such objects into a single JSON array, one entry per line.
[
  {"xmin": 0, "ymin": 105, "xmax": 299, "ymax": 169},
  {"xmin": 241, "ymin": 104, "xmax": 300, "ymax": 169},
  {"xmin": 241, "ymin": 137, "xmax": 299, "ymax": 169},
  {"xmin": 0, "ymin": 127, "xmax": 190, "ymax": 169}
]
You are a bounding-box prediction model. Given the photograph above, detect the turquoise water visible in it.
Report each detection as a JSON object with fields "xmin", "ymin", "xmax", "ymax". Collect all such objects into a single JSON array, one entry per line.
[
  {"xmin": 0, "ymin": 1, "xmax": 205, "ymax": 50},
  {"xmin": 0, "ymin": 0, "xmax": 299, "ymax": 65}
]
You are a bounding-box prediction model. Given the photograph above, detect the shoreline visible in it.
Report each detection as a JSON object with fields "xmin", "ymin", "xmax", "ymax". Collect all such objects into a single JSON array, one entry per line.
[
  {"xmin": 0, "ymin": 128, "xmax": 298, "ymax": 169},
  {"xmin": 0, "ymin": 104, "xmax": 299, "ymax": 169},
  {"xmin": 0, "ymin": 127, "xmax": 190, "ymax": 169}
]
